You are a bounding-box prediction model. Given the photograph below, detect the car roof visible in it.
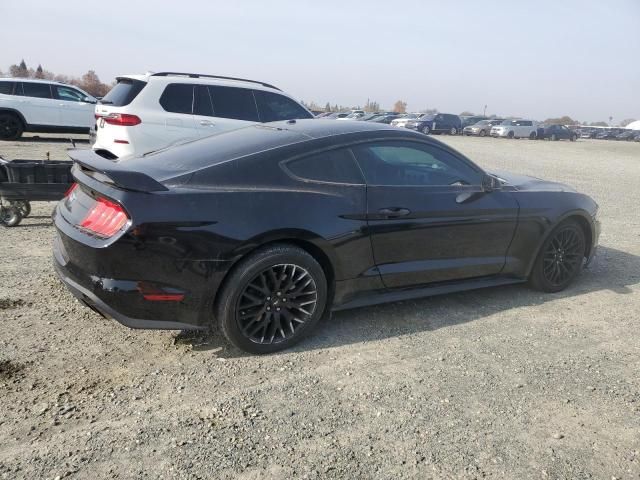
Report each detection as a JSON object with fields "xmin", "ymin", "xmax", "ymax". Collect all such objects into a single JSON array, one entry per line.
[
  {"xmin": 0, "ymin": 77, "xmax": 72, "ymax": 86},
  {"xmin": 117, "ymin": 72, "xmax": 284, "ymax": 93},
  {"xmin": 123, "ymin": 119, "xmax": 429, "ymax": 182}
]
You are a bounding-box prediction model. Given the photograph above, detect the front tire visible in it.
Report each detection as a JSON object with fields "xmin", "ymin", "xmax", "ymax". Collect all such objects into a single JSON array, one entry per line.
[
  {"xmin": 479, "ymin": 129, "xmax": 487, "ymax": 137},
  {"xmin": 216, "ymin": 244, "xmax": 328, "ymax": 354},
  {"xmin": 0, "ymin": 205, "xmax": 22, "ymax": 227},
  {"xmin": 529, "ymin": 220, "xmax": 586, "ymax": 293},
  {"xmin": 421, "ymin": 125, "xmax": 431, "ymax": 135},
  {"xmin": 507, "ymin": 131, "xmax": 515, "ymax": 139},
  {"xmin": 0, "ymin": 113, "xmax": 24, "ymax": 141},
  {"xmin": 449, "ymin": 127, "xmax": 458, "ymax": 135}
]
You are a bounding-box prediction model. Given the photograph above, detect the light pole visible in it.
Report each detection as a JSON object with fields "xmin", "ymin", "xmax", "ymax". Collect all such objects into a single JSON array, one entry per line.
[{"xmin": 483, "ymin": 105, "xmax": 487, "ymax": 116}]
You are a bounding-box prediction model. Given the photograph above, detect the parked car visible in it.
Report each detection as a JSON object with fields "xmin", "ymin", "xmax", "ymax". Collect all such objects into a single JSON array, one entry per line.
[
  {"xmin": 368, "ymin": 114, "xmax": 401, "ymax": 124},
  {"xmin": 594, "ymin": 129, "xmax": 620, "ymax": 140},
  {"xmin": 463, "ymin": 119, "xmax": 504, "ymax": 137},
  {"xmin": 92, "ymin": 72, "xmax": 313, "ymax": 159},
  {"xmin": 405, "ymin": 113, "xmax": 463, "ymax": 135},
  {"xmin": 315, "ymin": 112, "xmax": 334, "ymax": 118},
  {"xmin": 389, "ymin": 113, "xmax": 423, "ymax": 128},
  {"xmin": 579, "ymin": 128, "xmax": 597, "ymax": 139},
  {"xmin": 490, "ymin": 119, "xmax": 539, "ymax": 139},
  {"xmin": 0, "ymin": 78, "xmax": 97, "ymax": 140},
  {"xmin": 461, "ymin": 116, "xmax": 489, "ymax": 128},
  {"xmin": 336, "ymin": 112, "xmax": 366, "ymax": 121},
  {"xmin": 538, "ymin": 125, "xmax": 578, "ymax": 141},
  {"xmin": 615, "ymin": 130, "xmax": 637, "ymax": 141},
  {"xmin": 55, "ymin": 119, "xmax": 599, "ymax": 353},
  {"xmin": 326, "ymin": 112, "xmax": 349, "ymax": 119}
]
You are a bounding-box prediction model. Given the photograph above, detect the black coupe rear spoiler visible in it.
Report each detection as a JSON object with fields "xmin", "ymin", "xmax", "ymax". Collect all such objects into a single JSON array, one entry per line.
[{"xmin": 67, "ymin": 149, "xmax": 168, "ymax": 192}]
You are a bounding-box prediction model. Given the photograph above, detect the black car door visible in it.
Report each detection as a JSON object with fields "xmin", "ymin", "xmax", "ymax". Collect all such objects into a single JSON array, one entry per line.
[{"xmin": 351, "ymin": 140, "xmax": 519, "ymax": 289}]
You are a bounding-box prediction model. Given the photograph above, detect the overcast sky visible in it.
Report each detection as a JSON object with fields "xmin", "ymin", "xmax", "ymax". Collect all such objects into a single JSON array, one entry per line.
[{"xmin": 1, "ymin": 1, "xmax": 639, "ymax": 122}]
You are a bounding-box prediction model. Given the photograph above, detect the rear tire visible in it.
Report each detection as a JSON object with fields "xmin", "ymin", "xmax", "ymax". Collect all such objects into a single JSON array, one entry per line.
[
  {"xmin": 421, "ymin": 125, "xmax": 431, "ymax": 135},
  {"xmin": 0, "ymin": 113, "xmax": 24, "ymax": 141},
  {"xmin": 0, "ymin": 205, "xmax": 22, "ymax": 227},
  {"xmin": 530, "ymin": 131, "xmax": 538, "ymax": 140},
  {"xmin": 215, "ymin": 244, "xmax": 328, "ymax": 354},
  {"xmin": 449, "ymin": 127, "xmax": 458, "ymax": 135},
  {"xmin": 11, "ymin": 200, "xmax": 30, "ymax": 218},
  {"xmin": 551, "ymin": 134, "xmax": 558, "ymax": 141},
  {"xmin": 479, "ymin": 129, "xmax": 486, "ymax": 137},
  {"xmin": 529, "ymin": 219, "xmax": 586, "ymax": 293},
  {"xmin": 507, "ymin": 131, "xmax": 515, "ymax": 139}
]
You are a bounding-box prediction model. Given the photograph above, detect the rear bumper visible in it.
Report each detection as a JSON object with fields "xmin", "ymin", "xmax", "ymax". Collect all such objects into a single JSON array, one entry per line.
[{"xmin": 53, "ymin": 232, "xmax": 209, "ymax": 331}]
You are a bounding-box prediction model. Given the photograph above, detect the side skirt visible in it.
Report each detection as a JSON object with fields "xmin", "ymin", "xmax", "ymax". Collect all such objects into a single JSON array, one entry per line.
[{"xmin": 333, "ymin": 275, "xmax": 526, "ymax": 311}]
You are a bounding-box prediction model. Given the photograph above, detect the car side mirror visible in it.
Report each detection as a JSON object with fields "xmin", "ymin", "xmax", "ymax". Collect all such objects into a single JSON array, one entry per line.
[
  {"xmin": 83, "ymin": 96, "xmax": 97, "ymax": 104},
  {"xmin": 482, "ymin": 174, "xmax": 501, "ymax": 192}
]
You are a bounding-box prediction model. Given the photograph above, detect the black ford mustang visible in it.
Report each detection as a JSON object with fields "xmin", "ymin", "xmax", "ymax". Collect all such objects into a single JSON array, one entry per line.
[{"xmin": 54, "ymin": 120, "xmax": 600, "ymax": 353}]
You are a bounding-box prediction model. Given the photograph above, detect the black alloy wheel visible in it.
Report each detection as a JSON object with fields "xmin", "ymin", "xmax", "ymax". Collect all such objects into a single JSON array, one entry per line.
[
  {"xmin": 0, "ymin": 114, "xmax": 23, "ymax": 141},
  {"xmin": 11, "ymin": 200, "xmax": 31, "ymax": 218},
  {"xmin": 479, "ymin": 129, "xmax": 486, "ymax": 137},
  {"xmin": 450, "ymin": 127, "xmax": 458, "ymax": 135},
  {"xmin": 530, "ymin": 220, "xmax": 586, "ymax": 292},
  {"xmin": 216, "ymin": 244, "xmax": 328, "ymax": 353},
  {"xmin": 237, "ymin": 264, "xmax": 318, "ymax": 345}
]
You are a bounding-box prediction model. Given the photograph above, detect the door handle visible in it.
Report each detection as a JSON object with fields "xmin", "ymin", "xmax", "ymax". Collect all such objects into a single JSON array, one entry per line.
[
  {"xmin": 378, "ymin": 207, "xmax": 411, "ymax": 218},
  {"xmin": 199, "ymin": 120, "xmax": 215, "ymax": 126}
]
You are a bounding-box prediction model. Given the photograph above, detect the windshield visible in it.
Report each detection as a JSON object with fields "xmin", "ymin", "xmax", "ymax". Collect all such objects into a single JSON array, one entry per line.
[
  {"xmin": 474, "ymin": 120, "xmax": 490, "ymax": 126},
  {"xmin": 419, "ymin": 114, "xmax": 435, "ymax": 121}
]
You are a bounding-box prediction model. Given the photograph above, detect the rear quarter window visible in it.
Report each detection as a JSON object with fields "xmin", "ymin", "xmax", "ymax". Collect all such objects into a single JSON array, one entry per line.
[
  {"xmin": 0, "ymin": 81, "xmax": 15, "ymax": 95},
  {"xmin": 159, "ymin": 83, "xmax": 194, "ymax": 114},
  {"xmin": 285, "ymin": 148, "xmax": 364, "ymax": 184},
  {"xmin": 101, "ymin": 79, "xmax": 146, "ymax": 106}
]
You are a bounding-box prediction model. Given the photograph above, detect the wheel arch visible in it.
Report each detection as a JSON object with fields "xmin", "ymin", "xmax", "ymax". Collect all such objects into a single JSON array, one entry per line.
[
  {"xmin": 524, "ymin": 209, "xmax": 595, "ymax": 277},
  {"xmin": 213, "ymin": 230, "xmax": 338, "ymax": 315},
  {"xmin": 0, "ymin": 108, "xmax": 27, "ymax": 127}
]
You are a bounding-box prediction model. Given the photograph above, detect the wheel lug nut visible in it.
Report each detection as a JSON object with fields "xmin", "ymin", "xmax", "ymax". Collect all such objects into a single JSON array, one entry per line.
[
  {"xmin": 267, "ymin": 306, "xmax": 271, "ymax": 311},
  {"xmin": 266, "ymin": 296, "xmax": 271, "ymax": 301},
  {"xmin": 276, "ymin": 307, "xmax": 280, "ymax": 311},
  {"xmin": 277, "ymin": 292, "xmax": 282, "ymax": 296}
]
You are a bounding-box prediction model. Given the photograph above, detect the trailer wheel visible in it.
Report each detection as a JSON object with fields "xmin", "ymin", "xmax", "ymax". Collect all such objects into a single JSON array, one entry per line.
[
  {"xmin": 0, "ymin": 205, "xmax": 22, "ymax": 227},
  {"xmin": 12, "ymin": 200, "xmax": 31, "ymax": 218}
]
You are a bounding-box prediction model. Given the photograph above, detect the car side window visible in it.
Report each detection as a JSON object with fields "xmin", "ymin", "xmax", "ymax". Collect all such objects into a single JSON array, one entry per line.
[
  {"xmin": 193, "ymin": 85, "xmax": 214, "ymax": 117},
  {"xmin": 286, "ymin": 148, "xmax": 364, "ymax": 184},
  {"xmin": 208, "ymin": 86, "xmax": 259, "ymax": 121},
  {"xmin": 21, "ymin": 82, "xmax": 52, "ymax": 99},
  {"xmin": 351, "ymin": 141, "xmax": 482, "ymax": 187},
  {"xmin": 159, "ymin": 83, "xmax": 194, "ymax": 114},
  {"xmin": 0, "ymin": 81, "xmax": 15, "ymax": 95},
  {"xmin": 254, "ymin": 90, "xmax": 311, "ymax": 122},
  {"xmin": 55, "ymin": 86, "xmax": 85, "ymax": 102}
]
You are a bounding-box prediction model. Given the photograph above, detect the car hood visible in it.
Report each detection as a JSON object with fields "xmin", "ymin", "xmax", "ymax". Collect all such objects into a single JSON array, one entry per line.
[{"xmin": 490, "ymin": 170, "xmax": 576, "ymax": 192}]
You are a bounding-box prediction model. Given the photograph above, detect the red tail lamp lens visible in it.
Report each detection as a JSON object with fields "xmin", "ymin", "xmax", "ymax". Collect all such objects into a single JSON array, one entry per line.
[
  {"xmin": 79, "ymin": 197, "xmax": 129, "ymax": 238},
  {"xmin": 103, "ymin": 113, "xmax": 141, "ymax": 126},
  {"xmin": 137, "ymin": 282, "xmax": 185, "ymax": 302}
]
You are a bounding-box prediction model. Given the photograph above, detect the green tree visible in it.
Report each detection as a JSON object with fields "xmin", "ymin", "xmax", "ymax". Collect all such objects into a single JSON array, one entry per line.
[{"xmin": 34, "ymin": 64, "xmax": 44, "ymax": 79}]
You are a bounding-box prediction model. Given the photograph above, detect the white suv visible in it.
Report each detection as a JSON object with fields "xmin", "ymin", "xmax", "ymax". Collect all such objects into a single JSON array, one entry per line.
[
  {"xmin": 0, "ymin": 78, "xmax": 96, "ymax": 140},
  {"xmin": 93, "ymin": 72, "xmax": 313, "ymax": 159},
  {"xmin": 490, "ymin": 119, "xmax": 539, "ymax": 139}
]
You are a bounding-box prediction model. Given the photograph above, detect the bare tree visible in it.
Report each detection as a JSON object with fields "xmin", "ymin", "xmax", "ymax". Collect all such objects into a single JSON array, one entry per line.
[{"xmin": 393, "ymin": 100, "xmax": 407, "ymax": 114}]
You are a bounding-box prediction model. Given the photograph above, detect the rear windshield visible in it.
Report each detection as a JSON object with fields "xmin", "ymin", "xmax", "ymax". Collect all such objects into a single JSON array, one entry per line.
[
  {"xmin": 121, "ymin": 124, "xmax": 309, "ymax": 182},
  {"xmin": 100, "ymin": 78, "xmax": 146, "ymax": 106}
]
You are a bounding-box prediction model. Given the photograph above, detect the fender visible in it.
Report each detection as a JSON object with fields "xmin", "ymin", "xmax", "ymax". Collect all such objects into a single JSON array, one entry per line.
[
  {"xmin": 0, "ymin": 107, "xmax": 27, "ymax": 126},
  {"xmin": 523, "ymin": 208, "xmax": 597, "ymax": 277}
]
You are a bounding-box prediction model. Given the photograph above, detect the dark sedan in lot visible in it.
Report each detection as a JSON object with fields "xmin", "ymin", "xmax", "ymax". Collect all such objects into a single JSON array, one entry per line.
[
  {"xmin": 537, "ymin": 124, "xmax": 578, "ymax": 141},
  {"xmin": 405, "ymin": 113, "xmax": 463, "ymax": 135},
  {"xmin": 54, "ymin": 120, "xmax": 600, "ymax": 353}
]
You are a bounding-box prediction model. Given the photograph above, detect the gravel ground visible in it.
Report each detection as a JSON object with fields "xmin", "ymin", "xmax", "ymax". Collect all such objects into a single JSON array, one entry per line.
[{"xmin": 1, "ymin": 133, "xmax": 639, "ymax": 479}]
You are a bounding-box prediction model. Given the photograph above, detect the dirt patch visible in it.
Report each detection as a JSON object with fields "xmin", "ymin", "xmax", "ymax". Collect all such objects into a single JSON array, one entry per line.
[
  {"xmin": 0, "ymin": 298, "xmax": 26, "ymax": 310},
  {"xmin": 0, "ymin": 360, "xmax": 23, "ymax": 380}
]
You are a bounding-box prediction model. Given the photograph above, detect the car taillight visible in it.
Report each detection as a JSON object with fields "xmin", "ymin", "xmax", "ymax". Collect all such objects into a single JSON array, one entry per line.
[
  {"xmin": 103, "ymin": 113, "xmax": 141, "ymax": 126},
  {"xmin": 64, "ymin": 183, "xmax": 78, "ymax": 197},
  {"xmin": 79, "ymin": 197, "xmax": 129, "ymax": 238}
]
